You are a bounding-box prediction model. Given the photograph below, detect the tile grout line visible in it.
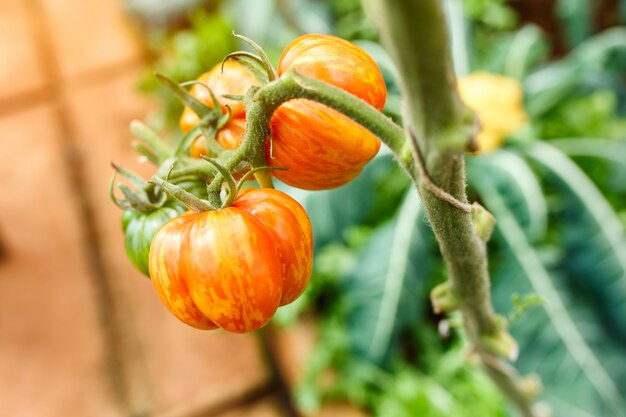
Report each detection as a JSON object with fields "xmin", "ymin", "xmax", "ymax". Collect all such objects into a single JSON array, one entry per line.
[
  {"xmin": 24, "ymin": 0, "xmax": 151, "ymax": 415},
  {"xmin": 0, "ymin": 58, "xmax": 144, "ymax": 117}
]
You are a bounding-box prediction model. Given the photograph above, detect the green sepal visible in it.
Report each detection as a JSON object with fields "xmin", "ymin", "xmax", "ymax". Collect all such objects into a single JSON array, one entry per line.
[
  {"xmin": 201, "ymin": 157, "xmax": 237, "ymax": 208},
  {"xmin": 232, "ymin": 32, "xmax": 278, "ymax": 81},
  {"xmin": 110, "ymin": 164, "xmax": 167, "ymax": 213},
  {"xmin": 129, "ymin": 120, "xmax": 173, "ymax": 164},
  {"xmin": 175, "ymin": 125, "xmax": 202, "ymax": 156},
  {"xmin": 150, "ymin": 176, "xmax": 214, "ymax": 212},
  {"xmin": 156, "ymin": 73, "xmax": 216, "ymax": 120},
  {"xmin": 132, "ymin": 142, "xmax": 159, "ymax": 165},
  {"xmin": 221, "ymin": 51, "xmax": 270, "ymax": 84}
]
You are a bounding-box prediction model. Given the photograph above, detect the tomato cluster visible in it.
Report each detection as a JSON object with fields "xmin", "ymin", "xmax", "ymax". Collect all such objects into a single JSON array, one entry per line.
[
  {"xmin": 115, "ymin": 34, "xmax": 386, "ymax": 333},
  {"xmin": 182, "ymin": 34, "xmax": 386, "ymax": 190}
]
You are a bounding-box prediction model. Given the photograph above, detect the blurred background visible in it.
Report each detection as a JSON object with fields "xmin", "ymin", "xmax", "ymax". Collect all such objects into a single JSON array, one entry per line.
[{"xmin": 1, "ymin": 0, "xmax": 625, "ymax": 416}]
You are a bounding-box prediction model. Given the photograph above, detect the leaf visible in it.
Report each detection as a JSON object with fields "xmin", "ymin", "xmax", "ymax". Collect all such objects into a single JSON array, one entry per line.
[
  {"xmin": 524, "ymin": 142, "xmax": 626, "ymax": 341},
  {"xmin": 342, "ymin": 190, "xmax": 429, "ymax": 364},
  {"xmin": 524, "ymin": 27, "xmax": 626, "ymax": 117},
  {"xmin": 503, "ymin": 24, "xmax": 546, "ymax": 80},
  {"xmin": 474, "ymin": 174, "xmax": 626, "ymax": 417},
  {"xmin": 549, "ymin": 138, "xmax": 626, "ymax": 167},
  {"xmin": 468, "ymin": 150, "xmax": 548, "ymax": 242}
]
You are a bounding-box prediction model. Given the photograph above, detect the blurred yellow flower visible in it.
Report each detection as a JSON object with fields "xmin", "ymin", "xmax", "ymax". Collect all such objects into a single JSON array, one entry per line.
[{"xmin": 457, "ymin": 72, "xmax": 528, "ymax": 152}]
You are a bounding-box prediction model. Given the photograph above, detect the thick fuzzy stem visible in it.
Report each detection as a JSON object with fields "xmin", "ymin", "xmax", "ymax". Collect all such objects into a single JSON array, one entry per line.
[{"xmin": 361, "ymin": 1, "xmax": 542, "ymax": 416}]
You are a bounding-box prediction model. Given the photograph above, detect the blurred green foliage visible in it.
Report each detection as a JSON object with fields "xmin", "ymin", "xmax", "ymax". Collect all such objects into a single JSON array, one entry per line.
[
  {"xmin": 135, "ymin": 1, "xmax": 626, "ymax": 416},
  {"xmin": 137, "ymin": 9, "xmax": 235, "ymax": 130}
]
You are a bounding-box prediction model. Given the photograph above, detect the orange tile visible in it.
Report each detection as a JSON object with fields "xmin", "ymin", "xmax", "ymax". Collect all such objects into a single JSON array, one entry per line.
[
  {"xmin": 40, "ymin": 0, "xmax": 141, "ymax": 79},
  {"xmin": 217, "ymin": 397, "xmax": 283, "ymax": 417},
  {"xmin": 0, "ymin": 0, "xmax": 46, "ymax": 100},
  {"xmin": 0, "ymin": 104, "xmax": 122, "ymax": 417},
  {"xmin": 66, "ymin": 70, "xmax": 271, "ymax": 415},
  {"xmin": 272, "ymin": 318, "xmax": 319, "ymax": 388}
]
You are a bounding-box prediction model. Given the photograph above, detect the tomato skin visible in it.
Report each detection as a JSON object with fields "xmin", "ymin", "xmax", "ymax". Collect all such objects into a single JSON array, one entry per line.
[
  {"xmin": 269, "ymin": 101, "xmax": 380, "ymax": 190},
  {"xmin": 149, "ymin": 213, "xmax": 218, "ymax": 330},
  {"xmin": 235, "ymin": 188, "xmax": 313, "ymax": 305},
  {"xmin": 277, "ymin": 34, "xmax": 386, "ymax": 110},
  {"xmin": 148, "ymin": 189, "xmax": 313, "ymax": 332},
  {"xmin": 270, "ymin": 34, "xmax": 386, "ymax": 190},
  {"xmin": 122, "ymin": 203, "xmax": 186, "ymax": 277},
  {"xmin": 182, "ymin": 209, "xmax": 283, "ymax": 332}
]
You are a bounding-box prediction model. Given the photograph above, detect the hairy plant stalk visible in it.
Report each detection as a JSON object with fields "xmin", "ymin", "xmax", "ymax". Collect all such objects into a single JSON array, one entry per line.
[{"xmin": 362, "ymin": 1, "xmax": 543, "ymax": 416}]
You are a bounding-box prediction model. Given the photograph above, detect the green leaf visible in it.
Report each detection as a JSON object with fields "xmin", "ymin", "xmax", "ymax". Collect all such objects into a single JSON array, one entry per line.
[
  {"xmin": 503, "ymin": 24, "xmax": 546, "ymax": 80},
  {"xmin": 523, "ymin": 142, "xmax": 626, "ymax": 342},
  {"xmin": 342, "ymin": 190, "xmax": 429, "ymax": 364},
  {"xmin": 474, "ymin": 173, "xmax": 626, "ymax": 417},
  {"xmin": 524, "ymin": 27, "xmax": 626, "ymax": 117},
  {"xmin": 278, "ymin": 153, "xmax": 396, "ymax": 249},
  {"xmin": 549, "ymin": 138, "xmax": 626, "ymax": 167}
]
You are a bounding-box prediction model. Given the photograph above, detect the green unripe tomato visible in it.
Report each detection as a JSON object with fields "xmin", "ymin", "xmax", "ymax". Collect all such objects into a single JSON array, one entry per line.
[{"xmin": 121, "ymin": 202, "xmax": 186, "ymax": 276}]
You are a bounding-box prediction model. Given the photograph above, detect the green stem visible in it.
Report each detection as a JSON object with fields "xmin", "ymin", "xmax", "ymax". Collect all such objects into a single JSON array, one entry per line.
[
  {"xmin": 362, "ymin": 1, "xmax": 542, "ymax": 416},
  {"xmin": 130, "ymin": 120, "xmax": 174, "ymax": 163},
  {"xmin": 150, "ymin": 177, "xmax": 213, "ymax": 212},
  {"xmin": 206, "ymin": 71, "xmax": 413, "ymax": 198}
]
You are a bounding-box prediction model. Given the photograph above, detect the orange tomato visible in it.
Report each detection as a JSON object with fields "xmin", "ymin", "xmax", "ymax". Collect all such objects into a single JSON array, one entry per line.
[
  {"xmin": 189, "ymin": 117, "xmax": 247, "ymax": 158},
  {"xmin": 270, "ymin": 34, "xmax": 387, "ymax": 190},
  {"xmin": 180, "ymin": 61, "xmax": 258, "ymax": 157},
  {"xmin": 234, "ymin": 188, "xmax": 313, "ymax": 305},
  {"xmin": 148, "ymin": 188, "xmax": 313, "ymax": 332}
]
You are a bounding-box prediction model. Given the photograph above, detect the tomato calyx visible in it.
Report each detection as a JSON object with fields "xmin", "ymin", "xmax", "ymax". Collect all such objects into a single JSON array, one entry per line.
[
  {"xmin": 149, "ymin": 157, "xmax": 236, "ymax": 211},
  {"xmin": 221, "ymin": 33, "xmax": 278, "ymax": 84},
  {"xmin": 157, "ymin": 73, "xmax": 236, "ymax": 158},
  {"xmin": 110, "ymin": 164, "xmax": 167, "ymax": 213}
]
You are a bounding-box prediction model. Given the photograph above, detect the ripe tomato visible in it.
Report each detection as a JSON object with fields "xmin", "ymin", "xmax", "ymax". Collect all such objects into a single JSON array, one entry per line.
[
  {"xmin": 270, "ymin": 34, "xmax": 387, "ymax": 190},
  {"xmin": 234, "ymin": 188, "xmax": 313, "ymax": 305},
  {"xmin": 180, "ymin": 61, "xmax": 258, "ymax": 157},
  {"xmin": 149, "ymin": 188, "xmax": 313, "ymax": 332},
  {"xmin": 189, "ymin": 117, "xmax": 247, "ymax": 158}
]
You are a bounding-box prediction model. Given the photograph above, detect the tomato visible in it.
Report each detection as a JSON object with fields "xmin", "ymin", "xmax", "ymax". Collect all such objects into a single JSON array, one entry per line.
[
  {"xmin": 234, "ymin": 188, "xmax": 313, "ymax": 305},
  {"xmin": 122, "ymin": 202, "xmax": 186, "ymax": 277},
  {"xmin": 269, "ymin": 34, "xmax": 387, "ymax": 190},
  {"xmin": 189, "ymin": 117, "xmax": 247, "ymax": 158},
  {"xmin": 180, "ymin": 61, "xmax": 258, "ymax": 157},
  {"xmin": 149, "ymin": 188, "xmax": 313, "ymax": 332},
  {"xmin": 180, "ymin": 60, "xmax": 259, "ymax": 130}
]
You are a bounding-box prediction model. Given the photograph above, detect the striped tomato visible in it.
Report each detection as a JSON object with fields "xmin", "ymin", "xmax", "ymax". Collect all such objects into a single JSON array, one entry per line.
[
  {"xmin": 270, "ymin": 34, "xmax": 387, "ymax": 190},
  {"xmin": 180, "ymin": 61, "xmax": 258, "ymax": 156},
  {"xmin": 148, "ymin": 188, "xmax": 313, "ymax": 333}
]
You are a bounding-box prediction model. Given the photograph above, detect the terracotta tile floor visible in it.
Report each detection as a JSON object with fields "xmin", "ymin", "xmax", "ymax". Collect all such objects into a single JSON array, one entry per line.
[{"xmin": 0, "ymin": 1, "xmax": 281, "ymax": 416}]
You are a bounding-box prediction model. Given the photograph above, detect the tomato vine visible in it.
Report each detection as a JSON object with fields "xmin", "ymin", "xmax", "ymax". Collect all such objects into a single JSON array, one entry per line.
[{"xmin": 110, "ymin": 5, "xmax": 546, "ymax": 415}]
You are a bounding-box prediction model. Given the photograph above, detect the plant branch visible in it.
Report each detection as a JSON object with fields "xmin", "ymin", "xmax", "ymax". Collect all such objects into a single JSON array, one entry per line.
[
  {"xmin": 362, "ymin": 0, "xmax": 543, "ymax": 416},
  {"xmin": 205, "ymin": 71, "xmax": 412, "ymax": 200}
]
